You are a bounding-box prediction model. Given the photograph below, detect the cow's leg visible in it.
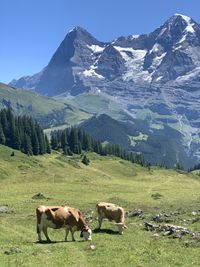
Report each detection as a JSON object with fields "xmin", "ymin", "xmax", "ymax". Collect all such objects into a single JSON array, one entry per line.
[
  {"xmin": 43, "ymin": 227, "xmax": 51, "ymax": 243},
  {"xmin": 70, "ymin": 229, "xmax": 76, "ymax": 241},
  {"xmin": 37, "ymin": 224, "xmax": 43, "ymax": 242},
  {"xmin": 97, "ymin": 216, "xmax": 103, "ymax": 229},
  {"xmin": 65, "ymin": 228, "xmax": 70, "ymax": 242}
]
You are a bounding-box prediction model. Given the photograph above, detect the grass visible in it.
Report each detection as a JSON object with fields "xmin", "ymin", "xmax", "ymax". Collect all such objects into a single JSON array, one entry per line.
[
  {"xmin": 0, "ymin": 83, "xmax": 90, "ymax": 128},
  {"xmin": 55, "ymin": 93, "xmax": 128, "ymax": 121},
  {"xmin": 0, "ymin": 145, "xmax": 200, "ymax": 266}
]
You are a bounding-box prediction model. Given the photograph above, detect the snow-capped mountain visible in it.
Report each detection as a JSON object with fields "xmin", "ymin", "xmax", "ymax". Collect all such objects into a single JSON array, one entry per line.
[
  {"xmin": 10, "ymin": 14, "xmax": 200, "ymax": 167},
  {"xmin": 10, "ymin": 14, "xmax": 200, "ymax": 94}
]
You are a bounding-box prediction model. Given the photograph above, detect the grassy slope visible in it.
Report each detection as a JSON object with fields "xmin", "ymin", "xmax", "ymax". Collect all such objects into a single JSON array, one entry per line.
[
  {"xmin": 0, "ymin": 83, "xmax": 65, "ymax": 115},
  {"xmin": 0, "ymin": 83, "xmax": 90, "ymax": 127},
  {"xmin": 0, "ymin": 145, "xmax": 200, "ymax": 267},
  {"xmin": 55, "ymin": 93, "xmax": 130, "ymax": 121}
]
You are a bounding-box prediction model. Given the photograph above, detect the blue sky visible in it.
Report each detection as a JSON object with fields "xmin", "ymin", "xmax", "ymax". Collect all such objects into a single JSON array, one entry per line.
[{"xmin": 1, "ymin": 0, "xmax": 200, "ymax": 84}]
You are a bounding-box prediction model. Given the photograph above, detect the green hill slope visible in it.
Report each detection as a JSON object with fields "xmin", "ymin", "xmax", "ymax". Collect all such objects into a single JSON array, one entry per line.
[
  {"xmin": 80, "ymin": 114, "xmax": 194, "ymax": 168},
  {"xmin": 0, "ymin": 83, "xmax": 90, "ymax": 128},
  {"xmin": 0, "ymin": 145, "xmax": 200, "ymax": 267}
]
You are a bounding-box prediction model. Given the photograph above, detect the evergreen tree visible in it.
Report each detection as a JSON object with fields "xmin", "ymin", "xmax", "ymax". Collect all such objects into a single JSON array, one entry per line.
[
  {"xmin": 0, "ymin": 122, "xmax": 6, "ymax": 145},
  {"xmin": 51, "ymin": 134, "xmax": 58, "ymax": 150},
  {"xmin": 69, "ymin": 128, "xmax": 81, "ymax": 154},
  {"xmin": 23, "ymin": 134, "xmax": 33, "ymax": 155},
  {"xmin": 82, "ymin": 132, "xmax": 92, "ymax": 151},
  {"xmin": 32, "ymin": 131, "xmax": 39, "ymax": 155},
  {"xmin": 45, "ymin": 134, "xmax": 51, "ymax": 154},
  {"xmin": 61, "ymin": 131, "xmax": 67, "ymax": 149}
]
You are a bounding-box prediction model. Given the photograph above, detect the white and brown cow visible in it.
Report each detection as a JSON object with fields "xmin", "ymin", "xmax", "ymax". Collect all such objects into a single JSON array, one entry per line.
[
  {"xmin": 96, "ymin": 202, "xmax": 127, "ymax": 234},
  {"xmin": 36, "ymin": 205, "xmax": 92, "ymax": 242}
]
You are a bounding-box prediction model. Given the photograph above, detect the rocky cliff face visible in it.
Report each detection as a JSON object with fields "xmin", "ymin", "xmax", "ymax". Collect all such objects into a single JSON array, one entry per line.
[{"xmin": 10, "ymin": 14, "xmax": 200, "ymax": 166}]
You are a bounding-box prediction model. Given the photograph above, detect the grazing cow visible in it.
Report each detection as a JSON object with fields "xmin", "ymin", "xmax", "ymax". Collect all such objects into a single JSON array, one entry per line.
[
  {"xmin": 36, "ymin": 205, "xmax": 92, "ymax": 242},
  {"xmin": 96, "ymin": 202, "xmax": 127, "ymax": 234}
]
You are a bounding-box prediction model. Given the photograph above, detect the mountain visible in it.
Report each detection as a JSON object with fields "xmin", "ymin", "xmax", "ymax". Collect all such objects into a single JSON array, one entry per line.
[
  {"xmin": 10, "ymin": 14, "xmax": 200, "ymax": 94},
  {"xmin": 80, "ymin": 114, "xmax": 193, "ymax": 168},
  {"xmin": 9, "ymin": 14, "xmax": 200, "ymax": 167}
]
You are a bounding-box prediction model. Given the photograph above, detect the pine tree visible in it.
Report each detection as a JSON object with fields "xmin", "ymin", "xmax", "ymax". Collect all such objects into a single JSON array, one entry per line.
[
  {"xmin": 36, "ymin": 125, "xmax": 45, "ymax": 154},
  {"xmin": 32, "ymin": 131, "xmax": 39, "ymax": 155},
  {"xmin": 61, "ymin": 131, "xmax": 67, "ymax": 149},
  {"xmin": 23, "ymin": 134, "xmax": 33, "ymax": 155},
  {"xmin": 45, "ymin": 134, "xmax": 51, "ymax": 154},
  {"xmin": 69, "ymin": 128, "xmax": 81, "ymax": 154},
  {"xmin": 82, "ymin": 132, "xmax": 92, "ymax": 151},
  {"xmin": 51, "ymin": 134, "xmax": 58, "ymax": 150},
  {"xmin": 0, "ymin": 122, "xmax": 6, "ymax": 145}
]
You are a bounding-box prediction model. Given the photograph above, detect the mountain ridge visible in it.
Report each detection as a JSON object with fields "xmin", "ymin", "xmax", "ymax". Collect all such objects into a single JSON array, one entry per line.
[{"xmin": 8, "ymin": 13, "xmax": 200, "ymax": 167}]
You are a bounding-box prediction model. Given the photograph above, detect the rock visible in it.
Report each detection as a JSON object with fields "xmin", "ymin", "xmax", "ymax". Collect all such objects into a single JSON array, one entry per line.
[
  {"xmin": 32, "ymin": 193, "xmax": 46, "ymax": 199},
  {"xmin": 152, "ymin": 233, "xmax": 160, "ymax": 238},
  {"xmin": 144, "ymin": 222, "xmax": 159, "ymax": 231},
  {"xmin": 163, "ymin": 230, "xmax": 173, "ymax": 236},
  {"xmin": 0, "ymin": 205, "xmax": 12, "ymax": 213},
  {"xmin": 153, "ymin": 214, "xmax": 163, "ymax": 223},
  {"xmin": 89, "ymin": 245, "xmax": 96, "ymax": 251},
  {"xmin": 127, "ymin": 209, "xmax": 143, "ymax": 218}
]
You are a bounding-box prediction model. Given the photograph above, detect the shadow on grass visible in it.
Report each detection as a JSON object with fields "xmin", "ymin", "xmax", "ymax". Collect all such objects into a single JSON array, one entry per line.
[
  {"xmin": 93, "ymin": 228, "xmax": 119, "ymax": 235},
  {"xmin": 34, "ymin": 240, "xmax": 85, "ymax": 245}
]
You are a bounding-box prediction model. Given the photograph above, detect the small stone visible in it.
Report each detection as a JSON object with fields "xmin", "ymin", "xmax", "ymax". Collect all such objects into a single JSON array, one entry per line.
[
  {"xmin": 152, "ymin": 233, "xmax": 159, "ymax": 237},
  {"xmin": 90, "ymin": 245, "xmax": 96, "ymax": 250},
  {"xmin": 192, "ymin": 211, "xmax": 197, "ymax": 216}
]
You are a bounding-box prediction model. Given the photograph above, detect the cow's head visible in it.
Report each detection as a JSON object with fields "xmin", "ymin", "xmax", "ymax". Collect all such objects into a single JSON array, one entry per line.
[
  {"xmin": 80, "ymin": 227, "xmax": 92, "ymax": 241},
  {"xmin": 115, "ymin": 223, "xmax": 127, "ymax": 234}
]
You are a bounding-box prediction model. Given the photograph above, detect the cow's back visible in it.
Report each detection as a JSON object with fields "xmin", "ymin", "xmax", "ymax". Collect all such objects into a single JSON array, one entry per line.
[{"xmin": 96, "ymin": 202, "xmax": 124, "ymax": 221}]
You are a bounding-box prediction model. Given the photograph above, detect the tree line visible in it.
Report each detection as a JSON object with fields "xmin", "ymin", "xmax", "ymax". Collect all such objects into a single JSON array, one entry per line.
[
  {"xmin": 0, "ymin": 108, "xmax": 148, "ymax": 167},
  {"xmin": 51, "ymin": 127, "xmax": 148, "ymax": 166},
  {"xmin": 0, "ymin": 108, "xmax": 51, "ymax": 155}
]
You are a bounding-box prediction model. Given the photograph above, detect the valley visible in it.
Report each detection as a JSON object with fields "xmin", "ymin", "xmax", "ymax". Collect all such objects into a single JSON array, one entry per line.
[{"xmin": 0, "ymin": 145, "xmax": 200, "ymax": 266}]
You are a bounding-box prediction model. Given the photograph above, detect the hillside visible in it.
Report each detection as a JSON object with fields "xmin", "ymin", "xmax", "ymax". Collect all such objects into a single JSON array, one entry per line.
[
  {"xmin": 0, "ymin": 82, "xmax": 90, "ymax": 128},
  {"xmin": 80, "ymin": 114, "xmax": 194, "ymax": 168},
  {"xmin": 0, "ymin": 145, "xmax": 200, "ymax": 266}
]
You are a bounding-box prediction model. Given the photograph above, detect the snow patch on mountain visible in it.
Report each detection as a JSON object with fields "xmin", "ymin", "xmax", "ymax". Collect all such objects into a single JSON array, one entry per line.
[
  {"xmin": 87, "ymin": 44, "xmax": 105, "ymax": 53},
  {"xmin": 131, "ymin": 35, "xmax": 140, "ymax": 39},
  {"xmin": 175, "ymin": 14, "xmax": 195, "ymax": 33},
  {"xmin": 83, "ymin": 67, "xmax": 105, "ymax": 79},
  {"xmin": 176, "ymin": 67, "xmax": 200, "ymax": 82},
  {"xmin": 114, "ymin": 46, "xmax": 151, "ymax": 82},
  {"xmin": 151, "ymin": 52, "xmax": 167, "ymax": 70}
]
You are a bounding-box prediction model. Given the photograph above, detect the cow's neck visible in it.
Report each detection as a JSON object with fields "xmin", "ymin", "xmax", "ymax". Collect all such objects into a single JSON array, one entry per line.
[{"xmin": 78, "ymin": 218, "xmax": 87, "ymax": 230}]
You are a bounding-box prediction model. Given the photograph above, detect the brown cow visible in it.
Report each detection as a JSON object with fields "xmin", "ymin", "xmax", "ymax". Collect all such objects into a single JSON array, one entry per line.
[
  {"xmin": 96, "ymin": 202, "xmax": 127, "ymax": 234},
  {"xmin": 36, "ymin": 205, "xmax": 92, "ymax": 242}
]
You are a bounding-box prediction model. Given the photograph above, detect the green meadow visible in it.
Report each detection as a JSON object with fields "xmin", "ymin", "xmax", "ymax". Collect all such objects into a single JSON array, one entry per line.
[{"xmin": 0, "ymin": 145, "xmax": 200, "ymax": 267}]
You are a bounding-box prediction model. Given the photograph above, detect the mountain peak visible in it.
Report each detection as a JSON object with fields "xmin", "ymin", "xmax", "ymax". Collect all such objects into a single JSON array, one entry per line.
[
  {"xmin": 68, "ymin": 26, "xmax": 88, "ymax": 34},
  {"xmin": 173, "ymin": 13, "xmax": 192, "ymax": 22},
  {"xmin": 167, "ymin": 13, "xmax": 196, "ymax": 34}
]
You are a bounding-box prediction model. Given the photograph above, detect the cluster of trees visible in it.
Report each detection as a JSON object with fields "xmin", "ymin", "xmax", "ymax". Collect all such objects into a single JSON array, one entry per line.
[
  {"xmin": 189, "ymin": 163, "xmax": 200, "ymax": 172},
  {"xmin": 0, "ymin": 108, "xmax": 148, "ymax": 167},
  {"xmin": 51, "ymin": 127, "xmax": 148, "ymax": 166},
  {"xmin": 0, "ymin": 109, "xmax": 51, "ymax": 155}
]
